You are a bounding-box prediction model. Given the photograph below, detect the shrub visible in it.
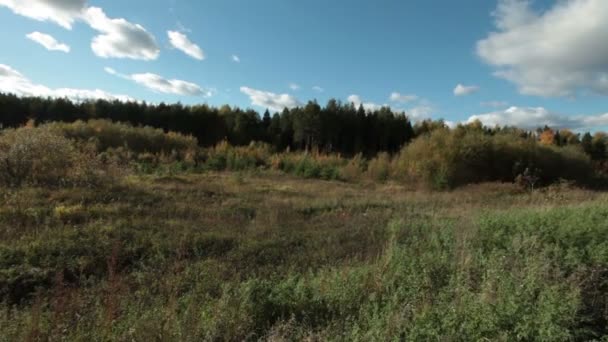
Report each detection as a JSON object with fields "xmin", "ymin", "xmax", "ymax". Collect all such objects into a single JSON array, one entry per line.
[
  {"xmin": 340, "ymin": 153, "xmax": 366, "ymax": 181},
  {"xmin": 366, "ymin": 152, "xmax": 391, "ymax": 182},
  {"xmin": 0, "ymin": 127, "xmax": 106, "ymax": 187},
  {"xmin": 203, "ymin": 141, "xmax": 272, "ymax": 171},
  {"xmin": 394, "ymin": 129, "xmax": 594, "ymax": 189},
  {"xmin": 264, "ymin": 151, "xmax": 344, "ymax": 180},
  {"xmin": 45, "ymin": 119, "xmax": 198, "ymax": 155}
]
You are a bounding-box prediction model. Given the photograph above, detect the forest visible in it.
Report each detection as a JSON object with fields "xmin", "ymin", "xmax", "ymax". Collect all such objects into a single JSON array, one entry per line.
[{"xmin": 1, "ymin": 92, "xmax": 606, "ymax": 163}]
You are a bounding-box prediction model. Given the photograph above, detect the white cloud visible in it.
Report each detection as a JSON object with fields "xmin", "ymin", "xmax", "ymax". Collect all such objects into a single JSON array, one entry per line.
[
  {"xmin": 167, "ymin": 30, "xmax": 204, "ymax": 60},
  {"xmin": 454, "ymin": 84, "xmax": 480, "ymax": 96},
  {"xmin": 347, "ymin": 94, "xmax": 385, "ymax": 112},
  {"xmin": 105, "ymin": 67, "xmax": 209, "ymax": 96},
  {"xmin": 348, "ymin": 94, "xmax": 435, "ymax": 120},
  {"xmin": 467, "ymin": 106, "xmax": 608, "ymax": 130},
  {"xmin": 289, "ymin": 83, "xmax": 300, "ymax": 91},
  {"xmin": 240, "ymin": 87, "xmax": 301, "ymax": 112},
  {"xmin": 481, "ymin": 100, "xmax": 509, "ymax": 108},
  {"xmin": 131, "ymin": 73, "xmax": 207, "ymax": 96},
  {"xmin": 83, "ymin": 7, "xmax": 159, "ymax": 61},
  {"xmin": 406, "ymin": 106, "xmax": 434, "ymax": 121},
  {"xmin": 1, "ymin": 2, "xmax": 160, "ymax": 61},
  {"xmin": 312, "ymin": 86, "xmax": 324, "ymax": 93},
  {"xmin": 232, "ymin": 54, "xmax": 240, "ymax": 63},
  {"xmin": 389, "ymin": 92, "xmax": 418, "ymax": 103},
  {"xmin": 477, "ymin": 0, "xmax": 608, "ymax": 97},
  {"xmin": 0, "ymin": 0, "xmax": 87, "ymax": 29},
  {"xmin": 26, "ymin": 31, "xmax": 70, "ymax": 52},
  {"xmin": 0, "ymin": 63, "xmax": 133, "ymax": 102}
]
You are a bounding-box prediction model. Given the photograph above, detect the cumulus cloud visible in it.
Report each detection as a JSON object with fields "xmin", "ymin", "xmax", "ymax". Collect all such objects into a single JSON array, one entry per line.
[
  {"xmin": 406, "ymin": 106, "xmax": 435, "ymax": 121},
  {"xmin": 105, "ymin": 67, "xmax": 209, "ymax": 96},
  {"xmin": 130, "ymin": 73, "xmax": 208, "ymax": 96},
  {"xmin": 1, "ymin": 2, "xmax": 160, "ymax": 61},
  {"xmin": 312, "ymin": 86, "xmax": 324, "ymax": 93},
  {"xmin": 240, "ymin": 87, "xmax": 301, "ymax": 112},
  {"xmin": 477, "ymin": 0, "xmax": 608, "ymax": 97},
  {"xmin": 348, "ymin": 93, "xmax": 435, "ymax": 120},
  {"xmin": 289, "ymin": 83, "xmax": 300, "ymax": 91},
  {"xmin": 26, "ymin": 31, "xmax": 70, "ymax": 52},
  {"xmin": 389, "ymin": 92, "xmax": 418, "ymax": 103},
  {"xmin": 83, "ymin": 7, "xmax": 159, "ymax": 60},
  {"xmin": 0, "ymin": 0, "xmax": 86, "ymax": 29},
  {"xmin": 454, "ymin": 84, "xmax": 480, "ymax": 96},
  {"xmin": 0, "ymin": 63, "xmax": 133, "ymax": 102},
  {"xmin": 168, "ymin": 30, "xmax": 204, "ymax": 60},
  {"xmin": 467, "ymin": 106, "xmax": 608, "ymax": 130},
  {"xmin": 347, "ymin": 95, "xmax": 385, "ymax": 112},
  {"xmin": 232, "ymin": 54, "xmax": 240, "ymax": 63}
]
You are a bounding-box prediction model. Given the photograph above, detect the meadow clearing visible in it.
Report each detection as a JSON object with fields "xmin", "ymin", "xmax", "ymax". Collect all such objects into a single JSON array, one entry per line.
[{"xmin": 1, "ymin": 169, "xmax": 607, "ymax": 340}]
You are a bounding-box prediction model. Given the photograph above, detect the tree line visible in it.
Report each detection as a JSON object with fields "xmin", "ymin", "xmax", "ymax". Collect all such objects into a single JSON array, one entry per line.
[
  {"xmin": 0, "ymin": 93, "xmax": 413, "ymax": 156},
  {"xmin": 0, "ymin": 92, "xmax": 606, "ymax": 162}
]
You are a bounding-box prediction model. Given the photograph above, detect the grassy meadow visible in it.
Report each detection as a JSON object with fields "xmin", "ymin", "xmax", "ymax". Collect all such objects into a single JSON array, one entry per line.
[
  {"xmin": 1, "ymin": 121, "xmax": 608, "ymax": 340},
  {"xmin": 2, "ymin": 172, "xmax": 608, "ymax": 340}
]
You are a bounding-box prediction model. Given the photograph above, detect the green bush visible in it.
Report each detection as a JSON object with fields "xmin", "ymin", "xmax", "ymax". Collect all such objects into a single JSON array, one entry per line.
[{"xmin": 274, "ymin": 153, "xmax": 343, "ymax": 180}]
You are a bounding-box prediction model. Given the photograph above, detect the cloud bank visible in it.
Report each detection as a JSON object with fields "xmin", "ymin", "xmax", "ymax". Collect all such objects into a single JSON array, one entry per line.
[
  {"xmin": 477, "ymin": 0, "xmax": 608, "ymax": 97},
  {"xmin": 0, "ymin": 63, "xmax": 133, "ymax": 102},
  {"xmin": 467, "ymin": 106, "xmax": 608, "ymax": 131}
]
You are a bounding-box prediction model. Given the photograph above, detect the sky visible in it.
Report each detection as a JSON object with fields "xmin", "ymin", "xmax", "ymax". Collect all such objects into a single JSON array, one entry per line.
[{"xmin": 1, "ymin": 0, "xmax": 608, "ymax": 131}]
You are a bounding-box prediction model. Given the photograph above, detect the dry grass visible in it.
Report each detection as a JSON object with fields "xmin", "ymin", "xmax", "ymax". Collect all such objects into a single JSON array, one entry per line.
[{"xmin": 1, "ymin": 172, "xmax": 607, "ymax": 340}]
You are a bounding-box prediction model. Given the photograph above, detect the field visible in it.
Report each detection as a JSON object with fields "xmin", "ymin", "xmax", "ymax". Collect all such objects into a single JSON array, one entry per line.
[{"xmin": 2, "ymin": 171, "xmax": 608, "ymax": 341}]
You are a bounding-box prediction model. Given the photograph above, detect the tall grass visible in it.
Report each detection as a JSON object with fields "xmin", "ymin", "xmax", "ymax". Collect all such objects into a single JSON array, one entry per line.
[{"xmin": 1, "ymin": 183, "xmax": 606, "ymax": 340}]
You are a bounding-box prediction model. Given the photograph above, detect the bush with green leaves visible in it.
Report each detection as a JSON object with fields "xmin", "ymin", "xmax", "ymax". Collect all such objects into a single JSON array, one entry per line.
[{"xmin": 276, "ymin": 153, "xmax": 344, "ymax": 180}]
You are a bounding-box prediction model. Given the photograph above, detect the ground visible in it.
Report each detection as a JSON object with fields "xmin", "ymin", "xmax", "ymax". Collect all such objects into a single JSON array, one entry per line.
[{"xmin": 1, "ymin": 172, "xmax": 607, "ymax": 340}]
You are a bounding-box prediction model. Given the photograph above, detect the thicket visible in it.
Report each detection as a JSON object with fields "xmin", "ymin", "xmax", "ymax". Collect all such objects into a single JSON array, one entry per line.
[
  {"xmin": 46, "ymin": 119, "xmax": 198, "ymax": 155},
  {"xmin": 394, "ymin": 127, "xmax": 595, "ymax": 189},
  {"xmin": 0, "ymin": 126, "xmax": 106, "ymax": 187},
  {"xmin": 0, "ymin": 119, "xmax": 604, "ymax": 189}
]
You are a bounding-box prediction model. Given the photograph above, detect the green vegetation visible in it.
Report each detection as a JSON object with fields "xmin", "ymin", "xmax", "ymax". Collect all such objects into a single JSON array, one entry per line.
[
  {"xmin": 2, "ymin": 170, "xmax": 608, "ymax": 340},
  {"xmin": 395, "ymin": 127, "xmax": 595, "ymax": 189},
  {"xmin": 1, "ymin": 115, "xmax": 608, "ymax": 340}
]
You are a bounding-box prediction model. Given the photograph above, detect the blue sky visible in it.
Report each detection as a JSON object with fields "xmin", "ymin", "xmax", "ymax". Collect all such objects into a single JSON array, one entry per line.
[{"xmin": 1, "ymin": 0, "xmax": 608, "ymax": 130}]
